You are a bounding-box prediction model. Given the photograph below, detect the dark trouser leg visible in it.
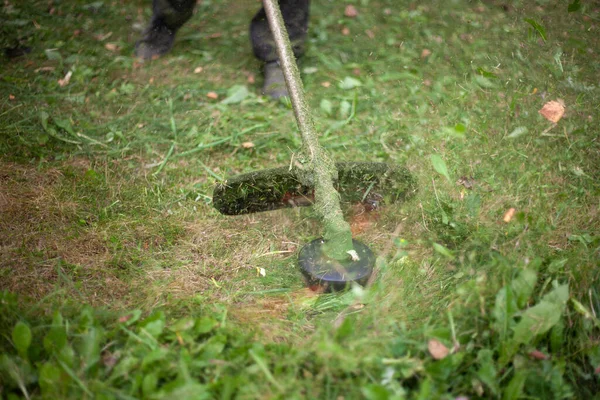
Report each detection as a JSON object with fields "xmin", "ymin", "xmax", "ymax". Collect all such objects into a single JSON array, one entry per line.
[
  {"xmin": 135, "ymin": 0, "xmax": 197, "ymax": 60},
  {"xmin": 250, "ymin": 0, "xmax": 310, "ymax": 98}
]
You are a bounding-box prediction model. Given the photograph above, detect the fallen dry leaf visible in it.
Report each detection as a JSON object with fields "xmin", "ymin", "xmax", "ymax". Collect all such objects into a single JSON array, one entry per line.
[
  {"xmin": 208, "ymin": 32, "xmax": 222, "ymax": 39},
  {"xmin": 194, "ymin": 66, "xmax": 203, "ymax": 74},
  {"xmin": 503, "ymin": 207, "xmax": 516, "ymax": 223},
  {"xmin": 94, "ymin": 32, "xmax": 113, "ymax": 41},
  {"xmin": 241, "ymin": 142, "xmax": 255, "ymax": 149},
  {"xmin": 384, "ymin": 8, "xmax": 392, "ymax": 15},
  {"xmin": 342, "ymin": 27, "xmax": 350, "ymax": 35},
  {"xmin": 206, "ymin": 91, "xmax": 218, "ymax": 100},
  {"xmin": 321, "ymin": 81, "xmax": 331, "ymax": 88},
  {"xmin": 9, "ymin": 94, "xmax": 15, "ymax": 101},
  {"xmin": 247, "ymin": 74, "xmax": 255, "ymax": 84},
  {"xmin": 421, "ymin": 49, "xmax": 432, "ymax": 58},
  {"xmin": 456, "ymin": 176, "xmax": 476, "ymax": 190},
  {"xmin": 104, "ymin": 43, "xmax": 118, "ymax": 52},
  {"xmin": 365, "ymin": 29, "xmax": 375, "ymax": 39},
  {"xmin": 35, "ymin": 66, "xmax": 55, "ymax": 73},
  {"xmin": 528, "ymin": 350, "xmax": 549, "ymax": 360},
  {"xmin": 118, "ymin": 314, "xmax": 132, "ymax": 323},
  {"xmin": 428, "ymin": 339, "xmax": 449, "ymax": 360},
  {"xmin": 58, "ymin": 71, "xmax": 72, "ymax": 87},
  {"xmin": 345, "ymin": 5, "xmax": 358, "ymax": 17},
  {"xmin": 539, "ymin": 100, "xmax": 565, "ymax": 123}
]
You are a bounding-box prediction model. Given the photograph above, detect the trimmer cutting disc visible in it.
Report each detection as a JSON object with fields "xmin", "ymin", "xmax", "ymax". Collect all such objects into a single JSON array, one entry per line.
[
  {"xmin": 298, "ymin": 238, "xmax": 375, "ymax": 291},
  {"xmin": 213, "ymin": 162, "xmax": 415, "ymax": 215}
]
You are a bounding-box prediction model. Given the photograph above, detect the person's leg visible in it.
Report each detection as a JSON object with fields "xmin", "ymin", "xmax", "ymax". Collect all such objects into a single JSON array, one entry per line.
[
  {"xmin": 135, "ymin": 0, "xmax": 197, "ymax": 60},
  {"xmin": 250, "ymin": 0, "xmax": 310, "ymax": 98}
]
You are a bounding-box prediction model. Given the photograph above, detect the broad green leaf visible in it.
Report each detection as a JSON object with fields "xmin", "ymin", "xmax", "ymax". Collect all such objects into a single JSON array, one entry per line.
[
  {"xmin": 78, "ymin": 327, "xmax": 103, "ymax": 370},
  {"xmin": 512, "ymin": 269, "xmax": 537, "ymax": 308},
  {"xmin": 430, "ymin": 154, "xmax": 451, "ymax": 181},
  {"xmin": 221, "ymin": 85, "xmax": 249, "ymax": 104},
  {"xmin": 477, "ymin": 349, "xmax": 498, "ymax": 395},
  {"xmin": 339, "ymin": 100, "xmax": 351, "ymax": 119},
  {"xmin": 338, "ymin": 76, "xmax": 362, "ymax": 90},
  {"xmin": 141, "ymin": 348, "xmax": 168, "ymax": 370},
  {"xmin": 142, "ymin": 373, "xmax": 158, "ymax": 397},
  {"xmin": 466, "ymin": 193, "xmax": 481, "ymax": 218},
  {"xmin": 502, "ymin": 370, "xmax": 527, "ymax": 400},
  {"xmin": 320, "ymin": 99, "xmax": 333, "ymax": 116},
  {"xmin": 44, "ymin": 313, "xmax": 67, "ymax": 354},
  {"xmin": 493, "ymin": 286, "xmax": 518, "ymax": 339},
  {"xmin": 12, "ymin": 322, "xmax": 32, "ymax": 358},
  {"xmin": 524, "ymin": 18, "xmax": 547, "ymax": 41},
  {"xmin": 432, "ymin": 243, "xmax": 455, "ymax": 260},
  {"xmin": 361, "ymin": 384, "xmax": 391, "ymax": 400},
  {"xmin": 473, "ymin": 75, "xmax": 495, "ymax": 88},
  {"xmin": 171, "ymin": 317, "xmax": 196, "ymax": 332},
  {"xmin": 507, "ymin": 126, "xmax": 528, "ymax": 139},
  {"xmin": 512, "ymin": 284, "xmax": 568, "ymax": 344},
  {"xmin": 39, "ymin": 362, "xmax": 62, "ymax": 397},
  {"xmin": 139, "ymin": 311, "xmax": 166, "ymax": 338},
  {"xmin": 195, "ymin": 317, "xmax": 218, "ymax": 334}
]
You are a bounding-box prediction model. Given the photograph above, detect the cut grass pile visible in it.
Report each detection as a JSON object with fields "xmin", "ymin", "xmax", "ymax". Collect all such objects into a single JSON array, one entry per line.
[{"xmin": 1, "ymin": 0, "xmax": 599, "ymax": 398}]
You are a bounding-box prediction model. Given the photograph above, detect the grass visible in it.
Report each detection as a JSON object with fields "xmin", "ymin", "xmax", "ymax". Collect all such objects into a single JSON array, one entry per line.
[{"xmin": 1, "ymin": 0, "xmax": 599, "ymax": 398}]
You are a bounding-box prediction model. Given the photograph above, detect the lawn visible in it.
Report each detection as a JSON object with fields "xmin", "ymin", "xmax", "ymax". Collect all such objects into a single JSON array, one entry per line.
[{"xmin": 1, "ymin": 0, "xmax": 599, "ymax": 398}]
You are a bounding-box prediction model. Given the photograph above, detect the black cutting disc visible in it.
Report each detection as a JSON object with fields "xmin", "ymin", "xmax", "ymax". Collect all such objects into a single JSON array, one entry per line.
[{"xmin": 298, "ymin": 238, "xmax": 375, "ymax": 291}]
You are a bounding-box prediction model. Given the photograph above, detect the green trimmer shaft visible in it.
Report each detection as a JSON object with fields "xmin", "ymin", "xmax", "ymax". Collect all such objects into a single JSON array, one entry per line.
[{"xmin": 212, "ymin": 0, "xmax": 415, "ymax": 290}]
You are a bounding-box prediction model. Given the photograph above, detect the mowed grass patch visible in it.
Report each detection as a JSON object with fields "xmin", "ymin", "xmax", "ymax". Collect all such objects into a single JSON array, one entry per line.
[{"xmin": 1, "ymin": 0, "xmax": 599, "ymax": 398}]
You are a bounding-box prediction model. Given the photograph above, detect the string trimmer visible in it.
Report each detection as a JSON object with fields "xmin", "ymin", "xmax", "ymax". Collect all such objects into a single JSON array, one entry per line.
[{"xmin": 212, "ymin": 0, "xmax": 415, "ymax": 290}]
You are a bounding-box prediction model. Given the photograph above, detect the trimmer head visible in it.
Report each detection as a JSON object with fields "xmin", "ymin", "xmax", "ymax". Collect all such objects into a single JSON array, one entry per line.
[{"xmin": 298, "ymin": 238, "xmax": 375, "ymax": 291}]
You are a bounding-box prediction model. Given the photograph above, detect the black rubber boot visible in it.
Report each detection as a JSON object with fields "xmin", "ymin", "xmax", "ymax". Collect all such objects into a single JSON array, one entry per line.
[
  {"xmin": 250, "ymin": 0, "xmax": 310, "ymax": 99},
  {"xmin": 135, "ymin": 18, "xmax": 177, "ymax": 60},
  {"xmin": 135, "ymin": 0, "xmax": 196, "ymax": 60},
  {"xmin": 263, "ymin": 61, "xmax": 288, "ymax": 99}
]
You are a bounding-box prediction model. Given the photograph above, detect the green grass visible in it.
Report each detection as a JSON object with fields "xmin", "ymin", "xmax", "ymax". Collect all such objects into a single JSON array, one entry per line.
[{"xmin": 1, "ymin": 0, "xmax": 599, "ymax": 398}]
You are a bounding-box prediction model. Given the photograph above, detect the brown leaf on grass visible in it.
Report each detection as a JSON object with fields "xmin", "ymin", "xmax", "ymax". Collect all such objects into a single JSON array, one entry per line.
[
  {"xmin": 94, "ymin": 32, "xmax": 113, "ymax": 41},
  {"xmin": 342, "ymin": 27, "xmax": 350, "ymax": 35},
  {"xmin": 118, "ymin": 314, "xmax": 132, "ymax": 323},
  {"xmin": 345, "ymin": 5, "xmax": 358, "ymax": 17},
  {"xmin": 194, "ymin": 66, "xmax": 203, "ymax": 74},
  {"xmin": 104, "ymin": 43, "xmax": 118, "ymax": 52},
  {"xmin": 428, "ymin": 339, "xmax": 449, "ymax": 360},
  {"xmin": 503, "ymin": 207, "xmax": 516, "ymax": 223},
  {"xmin": 246, "ymin": 74, "xmax": 255, "ymax": 84},
  {"xmin": 206, "ymin": 91, "xmax": 218, "ymax": 99},
  {"xmin": 241, "ymin": 142, "xmax": 254, "ymax": 149},
  {"xmin": 528, "ymin": 350, "xmax": 549, "ymax": 360},
  {"xmin": 365, "ymin": 29, "xmax": 375, "ymax": 39},
  {"xmin": 456, "ymin": 176, "xmax": 476, "ymax": 190},
  {"xmin": 9, "ymin": 94, "xmax": 15, "ymax": 101},
  {"xmin": 421, "ymin": 49, "xmax": 432, "ymax": 58},
  {"xmin": 321, "ymin": 81, "xmax": 331, "ymax": 88},
  {"xmin": 538, "ymin": 100, "xmax": 565, "ymax": 123},
  {"xmin": 58, "ymin": 71, "xmax": 72, "ymax": 87}
]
